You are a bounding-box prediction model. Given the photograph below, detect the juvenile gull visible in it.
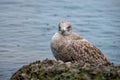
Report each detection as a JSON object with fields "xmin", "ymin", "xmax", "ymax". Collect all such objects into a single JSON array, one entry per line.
[{"xmin": 51, "ymin": 21, "xmax": 110, "ymax": 64}]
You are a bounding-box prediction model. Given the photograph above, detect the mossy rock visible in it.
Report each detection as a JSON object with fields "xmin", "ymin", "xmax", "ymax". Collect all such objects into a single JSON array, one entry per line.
[{"xmin": 10, "ymin": 59, "xmax": 120, "ymax": 80}]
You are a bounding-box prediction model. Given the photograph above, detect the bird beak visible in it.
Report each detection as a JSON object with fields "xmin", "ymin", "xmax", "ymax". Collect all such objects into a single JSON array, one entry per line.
[
  {"xmin": 61, "ymin": 27, "xmax": 66, "ymax": 34},
  {"xmin": 61, "ymin": 30, "xmax": 65, "ymax": 34}
]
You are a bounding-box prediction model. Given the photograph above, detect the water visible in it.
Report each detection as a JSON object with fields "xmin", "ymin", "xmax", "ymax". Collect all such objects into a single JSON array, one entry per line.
[{"xmin": 0, "ymin": 0, "xmax": 120, "ymax": 80}]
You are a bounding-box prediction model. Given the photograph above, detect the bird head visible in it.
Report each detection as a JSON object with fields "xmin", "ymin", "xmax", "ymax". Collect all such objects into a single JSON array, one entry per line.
[{"xmin": 58, "ymin": 21, "xmax": 72, "ymax": 36}]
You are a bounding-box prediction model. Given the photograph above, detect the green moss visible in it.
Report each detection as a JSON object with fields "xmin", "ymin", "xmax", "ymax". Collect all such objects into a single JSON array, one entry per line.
[{"xmin": 10, "ymin": 59, "xmax": 120, "ymax": 80}]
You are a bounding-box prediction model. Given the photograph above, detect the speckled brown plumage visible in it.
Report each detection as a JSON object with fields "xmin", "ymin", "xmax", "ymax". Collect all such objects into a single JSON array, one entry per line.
[{"xmin": 51, "ymin": 21, "xmax": 110, "ymax": 65}]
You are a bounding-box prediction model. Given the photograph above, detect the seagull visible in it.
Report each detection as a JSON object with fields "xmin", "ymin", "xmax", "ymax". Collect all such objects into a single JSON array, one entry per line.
[{"xmin": 51, "ymin": 21, "xmax": 110, "ymax": 64}]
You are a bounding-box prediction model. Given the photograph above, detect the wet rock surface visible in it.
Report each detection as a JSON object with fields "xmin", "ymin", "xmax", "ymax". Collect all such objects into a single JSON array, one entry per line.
[{"xmin": 10, "ymin": 59, "xmax": 120, "ymax": 80}]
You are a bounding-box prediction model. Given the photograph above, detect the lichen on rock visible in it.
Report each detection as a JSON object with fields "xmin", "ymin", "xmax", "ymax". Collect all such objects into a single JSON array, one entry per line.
[{"xmin": 10, "ymin": 59, "xmax": 120, "ymax": 80}]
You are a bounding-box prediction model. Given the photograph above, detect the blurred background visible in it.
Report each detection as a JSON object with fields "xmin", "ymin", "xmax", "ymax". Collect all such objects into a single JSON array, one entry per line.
[{"xmin": 0, "ymin": 0, "xmax": 120, "ymax": 80}]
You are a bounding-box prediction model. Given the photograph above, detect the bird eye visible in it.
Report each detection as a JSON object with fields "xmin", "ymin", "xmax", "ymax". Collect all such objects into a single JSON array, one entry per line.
[
  {"xmin": 59, "ymin": 26, "xmax": 61, "ymax": 31},
  {"xmin": 68, "ymin": 26, "xmax": 71, "ymax": 29}
]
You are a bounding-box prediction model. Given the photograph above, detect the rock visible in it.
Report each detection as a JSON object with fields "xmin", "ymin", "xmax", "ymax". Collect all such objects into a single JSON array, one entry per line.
[{"xmin": 10, "ymin": 59, "xmax": 120, "ymax": 80}]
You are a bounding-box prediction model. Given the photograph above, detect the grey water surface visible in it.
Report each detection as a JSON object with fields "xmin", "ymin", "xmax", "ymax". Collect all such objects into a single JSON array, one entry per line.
[{"xmin": 0, "ymin": 0, "xmax": 120, "ymax": 80}]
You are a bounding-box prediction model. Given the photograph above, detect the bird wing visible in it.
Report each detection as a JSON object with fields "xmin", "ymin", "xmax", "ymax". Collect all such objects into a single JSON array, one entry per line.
[{"xmin": 63, "ymin": 39, "xmax": 109, "ymax": 64}]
